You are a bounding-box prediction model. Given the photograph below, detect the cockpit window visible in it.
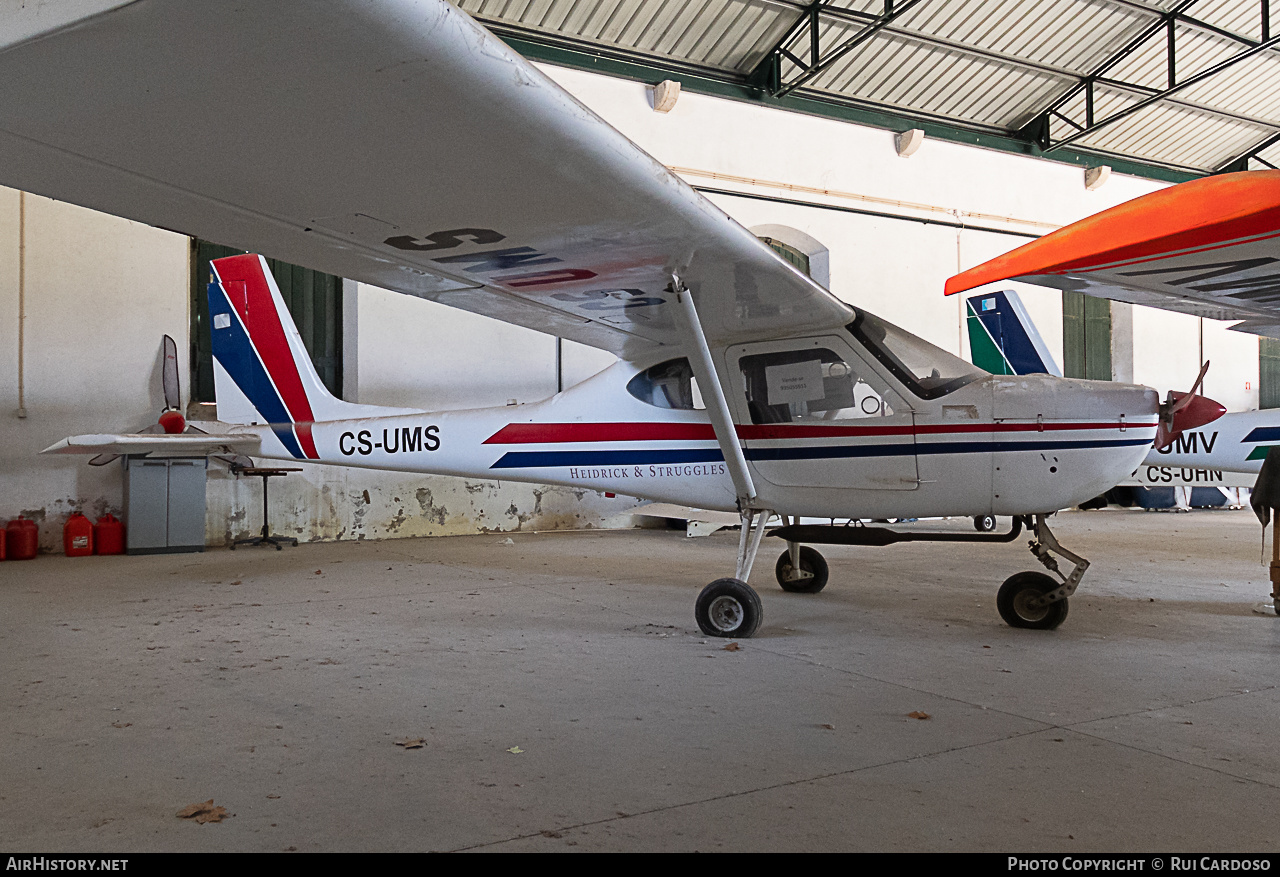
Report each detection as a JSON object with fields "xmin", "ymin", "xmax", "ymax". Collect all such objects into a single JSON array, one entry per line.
[
  {"xmin": 627, "ymin": 358, "xmax": 704, "ymax": 410},
  {"xmin": 739, "ymin": 347, "xmax": 894, "ymax": 424},
  {"xmin": 849, "ymin": 311, "xmax": 986, "ymax": 400}
]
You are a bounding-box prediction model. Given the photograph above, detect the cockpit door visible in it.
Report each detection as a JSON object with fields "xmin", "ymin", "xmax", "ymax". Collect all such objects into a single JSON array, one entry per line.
[{"xmin": 727, "ymin": 335, "xmax": 919, "ymax": 490}]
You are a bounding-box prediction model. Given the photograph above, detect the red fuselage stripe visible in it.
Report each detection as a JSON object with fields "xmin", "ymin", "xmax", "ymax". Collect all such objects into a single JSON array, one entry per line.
[{"xmin": 483, "ymin": 421, "xmax": 1155, "ymax": 444}]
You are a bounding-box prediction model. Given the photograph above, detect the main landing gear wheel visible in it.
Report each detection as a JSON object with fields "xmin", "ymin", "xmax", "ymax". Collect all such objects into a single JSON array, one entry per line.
[
  {"xmin": 973, "ymin": 515, "xmax": 997, "ymax": 532},
  {"xmin": 775, "ymin": 546, "xmax": 829, "ymax": 594},
  {"xmin": 695, "ymin": 578, "xmax": 763, "ymax": 638},
  {"xmin": 997, "ymin": 571, "xmax": 1069, "ymax": 630}
]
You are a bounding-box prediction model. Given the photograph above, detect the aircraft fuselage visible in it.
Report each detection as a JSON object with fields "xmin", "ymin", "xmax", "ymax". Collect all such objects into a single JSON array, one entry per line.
[{"xmin": 221, "ymin": 339, "xmax": 1160, "ymax": 520}]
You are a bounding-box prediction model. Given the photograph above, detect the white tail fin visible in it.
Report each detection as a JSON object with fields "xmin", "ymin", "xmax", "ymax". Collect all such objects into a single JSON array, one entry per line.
[{"xmin": 207, "ymin": 254, "xmax": 418, "ymax": 458}]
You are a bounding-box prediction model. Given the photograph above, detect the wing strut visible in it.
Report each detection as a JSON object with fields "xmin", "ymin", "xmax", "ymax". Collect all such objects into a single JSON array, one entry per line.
[{"xmin": 670, "ymin": 276, "xmax": 757, "ymax": 505}]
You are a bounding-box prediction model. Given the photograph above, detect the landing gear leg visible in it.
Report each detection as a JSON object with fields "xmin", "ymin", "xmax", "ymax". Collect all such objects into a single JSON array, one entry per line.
[
  {"xmin": 695, "ymin": 508, "xmax": 773, "ymax": 638},
  {"xmin": 996, "ymin": 514, "xmax": 1089, "ymax": 630}
]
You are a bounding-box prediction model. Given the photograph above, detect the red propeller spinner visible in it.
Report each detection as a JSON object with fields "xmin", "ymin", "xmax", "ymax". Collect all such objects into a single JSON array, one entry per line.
[{"xmin": 1155, "ymin": 361, "xmax": 1226, "ymax": 451}]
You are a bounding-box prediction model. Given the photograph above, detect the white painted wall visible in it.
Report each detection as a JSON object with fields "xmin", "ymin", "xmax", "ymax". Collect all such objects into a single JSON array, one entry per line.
[
  {"xmin": 0, "ymin": 189, "xmax": 189, "ymax": 541},
  {"xmin": 0, "ymin": 60, "xmax": 1263, "ymax": 551}
]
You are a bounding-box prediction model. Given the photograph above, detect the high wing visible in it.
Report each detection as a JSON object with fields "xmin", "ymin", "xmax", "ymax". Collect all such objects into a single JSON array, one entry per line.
[
  {"xmin": 0, "ymin": 0, "xmax": 851, "ymax": 359},
  {"xmin": 42, "ymin": 434, "xmax": 261, "ymax": 457},
  {"xmin": 945, "ymin": 171, "xmax": 1280, "ymax": 337}
]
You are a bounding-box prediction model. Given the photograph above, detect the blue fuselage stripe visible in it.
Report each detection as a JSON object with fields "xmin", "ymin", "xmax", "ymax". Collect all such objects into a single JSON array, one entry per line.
[
  {"xmin": 1243, "ymin": 426, "xmax": 1280, "ymax": 443},
  {"xmin": 488, "ymin": 437, "xmax": 1153, "ymax": 469}
]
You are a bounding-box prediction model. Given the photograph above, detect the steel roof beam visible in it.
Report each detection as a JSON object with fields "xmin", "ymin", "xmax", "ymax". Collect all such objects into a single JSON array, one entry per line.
[
  {"xmin": 762, "ymin": 5, "xmax": 1277, "ymax": 136},
  {"xmin": 771, "ymin": 0, "xmax": 927, "ymax": 98},
  {"xmin": 745, "ymin": 1, "xmax": 816, "ymax": 87},
  {"xmin": 1046, "ymin": 31, "xmax": 1280, "ymax": 153},
  {"xmin": 480, "ymin": 11, "xmax": 1277, "ymax": 147},
  {"xmin": 1104, "ymin": 0, "xmax": 1276, "ymax": 54},
  {"xmin": 1214, "ymin": 130, "xmax": 1280, "ymax": 172},
  {"xmin": 785, "ymin": 0, "xmax": 1272, "ymax": 128},
  {"xmin": 1033, "ymin": 0, "xmax": 1203, "ymax": 124}
]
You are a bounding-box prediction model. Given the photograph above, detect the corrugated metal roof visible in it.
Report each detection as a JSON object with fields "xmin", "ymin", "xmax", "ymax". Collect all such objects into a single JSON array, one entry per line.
[
  {"xmin": 467, "ymin": 0, "xmax": 1280, "ymax": 175},
  {"xmin": 457, "ymin": 0, "xmax": 798, "ymax": 72}
]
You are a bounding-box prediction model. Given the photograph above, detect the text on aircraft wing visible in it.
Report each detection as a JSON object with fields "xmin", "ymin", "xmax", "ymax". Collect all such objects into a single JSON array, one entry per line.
[
  {"xmin": 41, "ymin": 434, "xmax": 262, "ymax": 457},
  {"xmin": 0, "ymin": 0, "xmax": 852, "ymax": 359},
  {"xmin": 945, "ymin": 172, "xmax": 1280, "ymax": 337}
]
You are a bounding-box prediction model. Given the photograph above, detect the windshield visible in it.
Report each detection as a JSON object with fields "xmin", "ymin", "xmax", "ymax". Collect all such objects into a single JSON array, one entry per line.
[
  {"xmin": 626, "ymin": 358, "xmax": 704, "ymax": 410},
  {"xmin": 848, "ymin": 310, "xmax": 986, "ymax": 400}
]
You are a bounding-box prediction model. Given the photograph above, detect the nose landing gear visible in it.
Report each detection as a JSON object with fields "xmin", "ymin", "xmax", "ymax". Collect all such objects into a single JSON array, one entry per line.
[
  {"xmin": 775, "ymin": 543, "xmax": 829, "ymax": 593},
  {"xmin": 997, "ymin": 514, "xmax": 1088, "ymax": 630}
]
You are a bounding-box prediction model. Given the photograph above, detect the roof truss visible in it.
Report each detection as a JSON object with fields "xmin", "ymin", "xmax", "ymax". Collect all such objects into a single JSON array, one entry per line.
[{"xmin": 468, "ymin": 0, "xmax": 1280, "ymax": 177}]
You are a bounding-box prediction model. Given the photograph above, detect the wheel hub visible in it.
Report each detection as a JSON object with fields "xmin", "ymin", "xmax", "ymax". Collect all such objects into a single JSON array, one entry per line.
[
  {"xmin": 706, "ymin": 595, "xmax": 744, "ymax": 632},
  {"xmin": 1013, "ymin": 588, "xmax": 1050, "ymax": 622}
]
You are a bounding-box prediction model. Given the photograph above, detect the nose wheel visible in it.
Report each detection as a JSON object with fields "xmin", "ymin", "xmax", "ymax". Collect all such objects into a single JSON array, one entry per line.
[
  {"xmin": 997, "ymin": 514, "xmax": 1088, "ymax": 630},
  {"xmin": 775, "ymin": 544, "xmax": 829, "ymax": 593},
  {"xmin": 997, "ymin": 571, "xmax": 1069, "ymax": 629}
]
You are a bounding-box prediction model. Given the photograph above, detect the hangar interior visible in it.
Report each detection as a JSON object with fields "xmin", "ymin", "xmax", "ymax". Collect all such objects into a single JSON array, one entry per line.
[
  {"xmin": 4, "ymin": 0, "xmax": 1279, "ymax": 545},
  {"xmin": 4, "ymin": 0, "xmax": 1280, "ymax": 854}
]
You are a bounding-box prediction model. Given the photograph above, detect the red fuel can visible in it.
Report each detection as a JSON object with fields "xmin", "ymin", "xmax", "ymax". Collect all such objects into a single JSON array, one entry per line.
[
  {"xmin": 64, "ymin": 513, "xmax": 93, "ymax": 557},
  {"xmin": 7, "ymin": 517, "xmax": 38, "ymax": 560},
  {"xmin": 94, "ymin": 514, "xmax": 125, "ymax": 555}
]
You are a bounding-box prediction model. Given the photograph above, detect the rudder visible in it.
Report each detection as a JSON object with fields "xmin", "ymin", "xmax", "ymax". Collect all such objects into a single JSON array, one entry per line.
[
  {"xmin": 965, "ymin": 289, "xmax": 1062, "ymax": 377},
  {"xmin": 207, "ymin": 253, "xmax": 412, "ymax": 459}
]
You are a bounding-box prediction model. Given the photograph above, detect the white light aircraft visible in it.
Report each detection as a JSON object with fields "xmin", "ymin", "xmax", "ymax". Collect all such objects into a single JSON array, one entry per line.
[{"xmin": 6, "ymin": 1, "xmax": 1247, "ymax": 636}]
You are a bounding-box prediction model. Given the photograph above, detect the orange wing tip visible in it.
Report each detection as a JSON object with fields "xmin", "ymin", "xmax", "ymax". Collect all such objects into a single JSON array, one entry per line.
[{"xmin": 945, "ymin": 170, "xmax": 1280, "ymax": 296}]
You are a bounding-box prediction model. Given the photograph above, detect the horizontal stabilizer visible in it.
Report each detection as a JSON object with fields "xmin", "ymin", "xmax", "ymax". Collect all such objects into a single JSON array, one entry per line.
[{"xmin": 42, "ymin": 433, "xmax": 261, "ymax": 457}]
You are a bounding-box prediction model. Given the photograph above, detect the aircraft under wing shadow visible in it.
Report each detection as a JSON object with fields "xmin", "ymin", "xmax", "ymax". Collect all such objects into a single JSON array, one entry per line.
[
  {"xmin": 947, "ymin": 172, "xmax": 1280, "ymax": 337},
  {"xmin": 0, "ymin": 0, "xmax": 850, "ymax": 359}
]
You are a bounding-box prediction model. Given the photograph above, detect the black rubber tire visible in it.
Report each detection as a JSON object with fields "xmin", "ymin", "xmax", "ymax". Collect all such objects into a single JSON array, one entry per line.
[
  {"xmin": 996, "ymin": 571, "xmax": 1069, "ymax": 630},
  {"xmin": 775, "ymin": 547, "xmax": 829, "ymax": 594},
  {"xmin": 973, "ymin": 515, "xmax": 997, "ymax": 532},
  {"xmin": 695, "ymin": 578, "xmax": 763, "ymax": 638}
]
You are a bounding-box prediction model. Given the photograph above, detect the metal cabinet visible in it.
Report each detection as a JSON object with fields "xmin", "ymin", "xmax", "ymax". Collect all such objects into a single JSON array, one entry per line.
[{"xmin": 123, "ymin": 457, "xmax": 207, "ymax": 554}]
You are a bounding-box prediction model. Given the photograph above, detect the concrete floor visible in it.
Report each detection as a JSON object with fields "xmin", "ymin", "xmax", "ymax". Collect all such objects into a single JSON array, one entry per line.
[{"xmin": 2, "ymin": 507, "xmax": 1279, "ymax": 852}]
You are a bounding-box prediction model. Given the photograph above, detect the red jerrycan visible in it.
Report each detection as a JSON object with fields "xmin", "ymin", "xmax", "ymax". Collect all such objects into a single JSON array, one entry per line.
[
  {"xmin": 95, "ymin": 514, "xmax": 125, "ymax": 555},
  {"xmin": 7, "ymin": 517, "xmax": 38, "ymax": 560},
  {"xmin": 64, "ymin": 513, "xmax": 94, "ymax": 557}
]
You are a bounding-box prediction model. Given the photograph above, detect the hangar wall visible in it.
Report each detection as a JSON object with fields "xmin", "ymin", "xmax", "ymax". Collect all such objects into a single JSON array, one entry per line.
[{"xmin": 0, "ymin": 60, "xmax": 1259, "ymax": 550}]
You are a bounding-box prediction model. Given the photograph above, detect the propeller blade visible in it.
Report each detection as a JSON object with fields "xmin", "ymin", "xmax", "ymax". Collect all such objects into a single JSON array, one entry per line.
[
  {"xmin": 1168, "ymin": 360, "xmax": 1211, "ymax": 417},
  {"xmin": 88, "ymin": 453, "xmax": 121, "ymax": 467},
  {"xmin": 162, "ymin": 334, "xmax": 180, "ymax": 412}
]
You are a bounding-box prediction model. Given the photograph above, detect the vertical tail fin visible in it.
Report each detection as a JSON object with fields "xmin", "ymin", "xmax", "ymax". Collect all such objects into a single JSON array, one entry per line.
[
  {"xmin": 208, "ymin": 254, "xmax": 417, "ymax": 459},
  {"xmin": 965, "ymin": 289, "xmax": 1062, "ymax": 377}
]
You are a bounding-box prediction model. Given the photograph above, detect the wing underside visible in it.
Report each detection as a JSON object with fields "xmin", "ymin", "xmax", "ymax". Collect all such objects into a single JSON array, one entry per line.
[
  {"xmin": 0, "ymin": 0, "xmax": 852, "ymax": 359},
  {"xmin": 946, "ymin": 171, "xmax": 1280, "ymax": 337}
]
